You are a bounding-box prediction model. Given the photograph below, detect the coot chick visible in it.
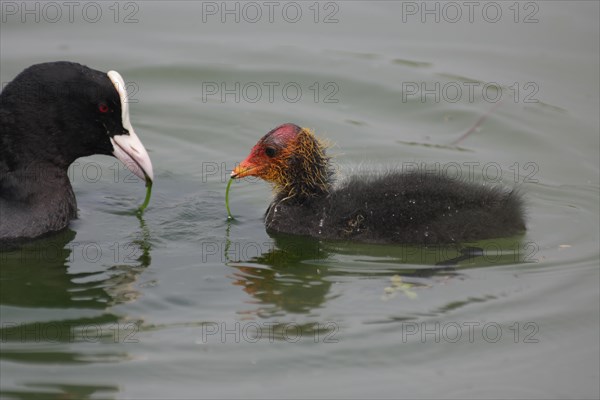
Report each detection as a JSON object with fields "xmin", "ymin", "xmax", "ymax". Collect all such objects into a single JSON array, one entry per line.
[
  {"xmin": 231, "ymin": 123, "xmax": 525, "ymax": 245},
  {"xmin": 1, "ymin": 62, "xmax": 153, "ymax": 242}
]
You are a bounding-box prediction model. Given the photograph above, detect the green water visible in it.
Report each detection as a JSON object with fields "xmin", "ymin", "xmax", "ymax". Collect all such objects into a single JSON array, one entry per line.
[{"xmin": 1, "ymin": 1, "xmax": 599, "ymax": 399}]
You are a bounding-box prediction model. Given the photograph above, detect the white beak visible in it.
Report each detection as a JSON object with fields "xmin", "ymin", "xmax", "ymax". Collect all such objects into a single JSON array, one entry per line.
[
  {"xmin": 110, "ymin": 132, "xmax": 154, "ymax": 182},
  {"xmin": 107, "ymin": 70, "xmax": 154, "ymax": 182}
]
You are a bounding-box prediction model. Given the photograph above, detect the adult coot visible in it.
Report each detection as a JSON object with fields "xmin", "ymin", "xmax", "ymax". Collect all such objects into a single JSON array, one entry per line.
[
  {"xmin": 1, "ymin": 62, "xmax": 153, "ymax": 242},
  {"xmin": 231, "ymin": 123, "xmax": 525, "ymax": 245}
]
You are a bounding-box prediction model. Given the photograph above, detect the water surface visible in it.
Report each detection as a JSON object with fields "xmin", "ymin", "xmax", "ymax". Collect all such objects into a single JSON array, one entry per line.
[{"xmin": 1, "ymin": 1, "xmax": 599, "ymax": 399}]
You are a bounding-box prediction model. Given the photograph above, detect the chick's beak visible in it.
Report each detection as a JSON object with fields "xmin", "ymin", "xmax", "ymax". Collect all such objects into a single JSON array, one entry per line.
[{"xmin": 231, "ymin": 158, "xmax": 259, "ymax": 179}]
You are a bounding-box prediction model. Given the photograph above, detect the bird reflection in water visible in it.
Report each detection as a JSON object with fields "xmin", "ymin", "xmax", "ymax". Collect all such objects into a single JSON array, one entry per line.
[
  {"xmin": 224, "ymin": 222, "xmax": 527, "ymax": 318},
  {"xmin": 226, "ymin": 232, "xmax": 332, "ymax": 316},
  {"xmin": 0, "ymin": 214, "xmax": 152, "ymax": 399}
]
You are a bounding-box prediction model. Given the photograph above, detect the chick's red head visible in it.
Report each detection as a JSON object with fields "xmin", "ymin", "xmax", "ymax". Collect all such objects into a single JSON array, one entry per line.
[{"xmin": 232, "ymin": 123, "xmax": 302, "ymax": 182}]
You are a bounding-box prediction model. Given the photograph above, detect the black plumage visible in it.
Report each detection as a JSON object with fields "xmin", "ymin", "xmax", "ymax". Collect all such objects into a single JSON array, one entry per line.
[
  {"xmin": 233, "ymin": 123, "xmax": 525, "ymax": 245},
  {"xmin": 1, "ymin": 62, "xmax": 153, "ymax": 243}
]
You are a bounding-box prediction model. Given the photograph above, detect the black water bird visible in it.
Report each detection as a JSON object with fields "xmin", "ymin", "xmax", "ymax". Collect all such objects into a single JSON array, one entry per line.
[
  {"xmin": 1, "ymin": 62, "xmax": 153, "ymax": 243},
  {"xmin": 231, "ymin": 123, "xmax": 525, "ymax": 244}
]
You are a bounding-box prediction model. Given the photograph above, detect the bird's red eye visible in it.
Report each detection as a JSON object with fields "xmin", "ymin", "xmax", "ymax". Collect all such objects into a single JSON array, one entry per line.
[{"xmin": 98, "ymin": 103, "xmax": 109, "ymax": 113}]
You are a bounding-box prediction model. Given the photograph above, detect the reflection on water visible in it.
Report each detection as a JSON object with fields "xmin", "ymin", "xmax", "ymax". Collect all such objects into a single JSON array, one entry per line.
[
  {"xmin": 229, "ymin": 235, "xmax": 333, "ymax": 316},
  {"xmin": 225, "ymin": 227, "xmax": 528, "ymax": 317},
  {"xmin": 0, "ymin": 216, "xmax": 152, "ymax": 399},
  {"xmin": 1, "ymin": 383, "xmax": 119, "ymax": 400}
]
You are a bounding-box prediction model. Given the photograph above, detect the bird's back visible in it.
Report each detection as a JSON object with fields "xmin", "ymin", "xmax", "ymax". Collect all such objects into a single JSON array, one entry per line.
[{"xmin": 266, "ymin": 171, "xmax": 525, "ymax": 244}]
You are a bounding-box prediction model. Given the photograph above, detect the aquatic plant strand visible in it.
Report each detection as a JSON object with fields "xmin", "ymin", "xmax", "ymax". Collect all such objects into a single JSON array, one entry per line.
[
  {"xmin": 225, "ymin": 177, "xmax": 235, "ymax": 220},
  {"xmin": 138, "ymin": 179, "xmax": 153, "ymax": 213}
]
